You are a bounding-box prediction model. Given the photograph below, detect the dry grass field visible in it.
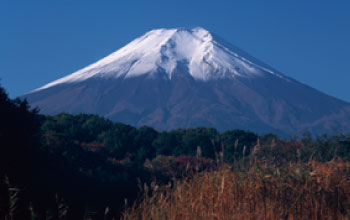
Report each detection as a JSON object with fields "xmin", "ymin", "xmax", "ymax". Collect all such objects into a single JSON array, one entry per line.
[{"xmin": 122, "ymin": 159, "xmax": 350, "ymax": 220}]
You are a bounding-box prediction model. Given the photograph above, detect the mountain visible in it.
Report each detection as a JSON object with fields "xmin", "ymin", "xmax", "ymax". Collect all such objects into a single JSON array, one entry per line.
[{"xmin": 22, "ymin": 27, "xmax": 350, "ymax": 136}]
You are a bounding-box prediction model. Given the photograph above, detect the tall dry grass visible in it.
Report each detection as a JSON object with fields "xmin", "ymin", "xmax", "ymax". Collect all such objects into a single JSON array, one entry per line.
[{"xmin": 121, "ymin": 159, "xmax": 350, "ymax": 220}]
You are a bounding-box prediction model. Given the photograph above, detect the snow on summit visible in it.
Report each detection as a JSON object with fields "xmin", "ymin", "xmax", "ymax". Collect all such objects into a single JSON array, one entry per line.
[{"xmin": 36, "ymin": 27, "xmax": 283, "ymax": 91}]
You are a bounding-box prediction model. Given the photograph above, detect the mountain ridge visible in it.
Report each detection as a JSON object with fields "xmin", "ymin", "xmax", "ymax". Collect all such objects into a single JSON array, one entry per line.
[{"xmin": 22, "ymin": 27, "xmax": 350, "ymax": 136}]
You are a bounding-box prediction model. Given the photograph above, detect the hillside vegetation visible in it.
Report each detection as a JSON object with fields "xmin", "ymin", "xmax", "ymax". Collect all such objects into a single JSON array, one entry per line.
[{"xmin": 1, "ymin": 83, "xmax": 350, "ymax": 219}]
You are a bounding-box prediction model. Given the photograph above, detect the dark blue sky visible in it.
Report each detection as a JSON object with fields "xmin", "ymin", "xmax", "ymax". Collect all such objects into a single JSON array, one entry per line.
[{"xmin": 1, "ymin": 0, "xmax": 349, "ymax": 101}]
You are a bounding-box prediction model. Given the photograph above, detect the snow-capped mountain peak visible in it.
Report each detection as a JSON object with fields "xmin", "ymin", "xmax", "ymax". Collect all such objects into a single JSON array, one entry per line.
[
  {"xmin": 36, "ymin": 27, "xmax": 282, "ymax": 91},
  {"xmin": 23, "ymin": 27, "xmax": 350, "ymax": 136}
]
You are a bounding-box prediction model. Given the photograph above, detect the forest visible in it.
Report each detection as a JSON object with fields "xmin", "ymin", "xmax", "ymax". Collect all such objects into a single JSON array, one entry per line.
[{"xmin": 1, "ymin": 84, "xmax": 350, "ymax": 219}]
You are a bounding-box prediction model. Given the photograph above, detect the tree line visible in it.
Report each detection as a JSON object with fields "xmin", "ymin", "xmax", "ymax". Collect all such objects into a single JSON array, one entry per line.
[{"xmin": 0, "ymin": 83, "xmax": 349, "ymax": 219}]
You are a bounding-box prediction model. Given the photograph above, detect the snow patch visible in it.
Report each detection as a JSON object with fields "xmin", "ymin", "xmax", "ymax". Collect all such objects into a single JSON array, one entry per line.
[{"xmin": 34, "ymin": 27, "xmax": 286, "ymax": 91}]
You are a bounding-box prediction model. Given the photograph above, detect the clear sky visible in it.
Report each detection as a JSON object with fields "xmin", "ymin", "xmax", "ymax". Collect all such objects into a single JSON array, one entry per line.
[{"xmin": 1, "ymin": 0, "xmax": 349, "ymax": 101}]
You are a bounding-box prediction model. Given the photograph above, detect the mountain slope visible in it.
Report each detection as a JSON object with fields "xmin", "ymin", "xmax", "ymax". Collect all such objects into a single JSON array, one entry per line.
[{"xmin": 22, "ymin": 27, "xmax": 350, "ymax": 136}]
